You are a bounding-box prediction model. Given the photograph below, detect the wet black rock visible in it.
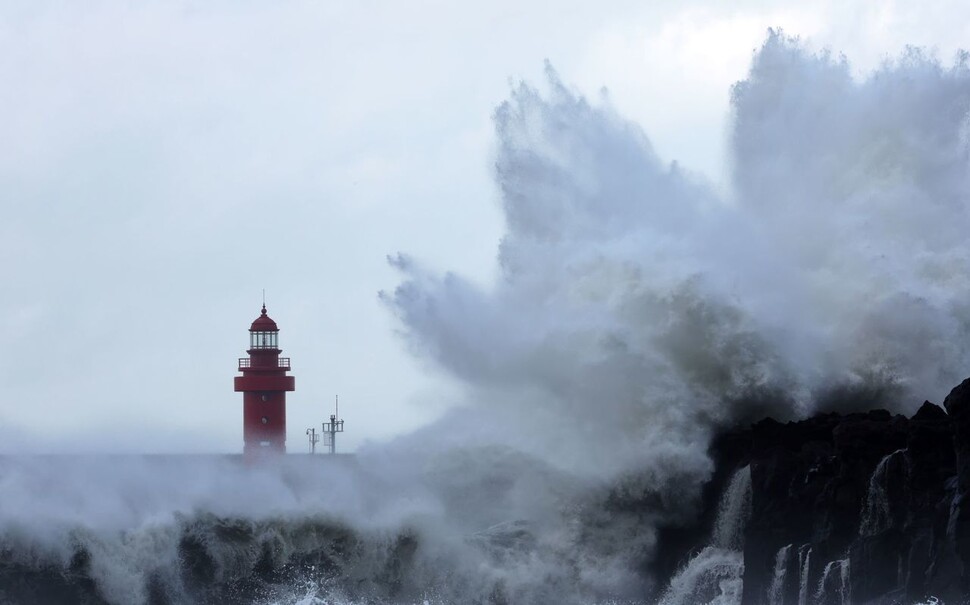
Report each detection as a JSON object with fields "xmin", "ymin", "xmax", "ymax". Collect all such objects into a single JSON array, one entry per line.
[{"xmin": 657, "ymin": 379, "xmax": 970, "ymax": 605}]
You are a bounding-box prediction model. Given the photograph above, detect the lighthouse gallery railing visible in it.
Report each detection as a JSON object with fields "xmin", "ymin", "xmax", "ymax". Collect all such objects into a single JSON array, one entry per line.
[{"xmin": 238, "ymin": 358, "xmax": 290, "ymax": 370}]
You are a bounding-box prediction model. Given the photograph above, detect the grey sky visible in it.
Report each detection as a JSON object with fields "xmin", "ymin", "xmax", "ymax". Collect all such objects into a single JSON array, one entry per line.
[{"xmin": 1, "ymin": 0, "xmax": 968, "ymax": 452}]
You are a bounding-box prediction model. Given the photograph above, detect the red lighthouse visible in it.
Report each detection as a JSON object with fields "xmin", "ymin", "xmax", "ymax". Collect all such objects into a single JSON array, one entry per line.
[{"xmin": 234, "ymin": 305, "xmax": 295, "ymax": 457}]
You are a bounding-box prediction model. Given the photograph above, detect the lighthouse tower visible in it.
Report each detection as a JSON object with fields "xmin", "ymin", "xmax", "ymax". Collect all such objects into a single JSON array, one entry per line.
[{"xmin": 233, "ymin": 305, "xmax": 295, "ymax": 457}]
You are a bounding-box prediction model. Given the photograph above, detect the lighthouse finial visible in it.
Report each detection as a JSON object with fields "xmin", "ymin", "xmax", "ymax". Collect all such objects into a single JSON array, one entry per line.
[{"xmin": 262, "ymin": 289, "xmax": 266, "ymax": 314}]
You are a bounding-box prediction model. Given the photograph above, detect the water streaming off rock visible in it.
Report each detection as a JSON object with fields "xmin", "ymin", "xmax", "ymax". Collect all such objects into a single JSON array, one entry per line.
[
  {"xmin": 797, "ymin": 545, "xmax": 812, "ymax": 605},
  {"xmin": 657, "ymin": 465, "xmax": 751, "ymax": 605},
  {"xmin": 860, "ymin": 449, "xmax": 907, "ymax": 537},
  {"xmin": 767, "ymin": 544, "xmax": 792, "ymax": 605}
]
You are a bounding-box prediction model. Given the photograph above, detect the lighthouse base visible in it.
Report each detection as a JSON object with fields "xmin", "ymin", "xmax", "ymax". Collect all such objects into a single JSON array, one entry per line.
[{"xmin": 243, "ymin": 441, "xmax": 285, "ymax": 463}]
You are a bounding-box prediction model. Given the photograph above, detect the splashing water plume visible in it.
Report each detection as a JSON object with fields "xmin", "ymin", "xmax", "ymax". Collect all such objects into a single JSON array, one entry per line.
[
  {"xmin": 384, "ymin": 31, "xmax": 970, "ymax": 598},
  {"xmin": 388, "ymin": 31, "xmax": 970, "ymax": 489}
]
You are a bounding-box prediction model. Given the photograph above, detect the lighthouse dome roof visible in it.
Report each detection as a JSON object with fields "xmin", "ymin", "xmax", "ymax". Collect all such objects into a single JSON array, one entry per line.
[{"xmin": 250, "ymin": 305, "xmax": 279, "ymax": 331}]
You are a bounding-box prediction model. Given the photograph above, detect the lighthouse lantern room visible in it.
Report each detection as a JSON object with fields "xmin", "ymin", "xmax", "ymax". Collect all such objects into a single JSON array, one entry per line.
[{"xmin": 234, "ymin": 305, "xmax": 295, "ymax": 457}]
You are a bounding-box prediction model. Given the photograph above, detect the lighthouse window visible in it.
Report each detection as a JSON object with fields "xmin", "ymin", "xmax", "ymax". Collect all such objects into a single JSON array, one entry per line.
[{"xmin": 250, "ymin": 331, "xmax": 278, "ymax": 349}]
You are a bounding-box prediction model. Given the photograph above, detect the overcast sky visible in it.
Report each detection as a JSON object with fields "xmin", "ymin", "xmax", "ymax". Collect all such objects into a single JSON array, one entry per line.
[{"xmin": 2, "ymin": 0, "xmax": 969, "ymax": 453}]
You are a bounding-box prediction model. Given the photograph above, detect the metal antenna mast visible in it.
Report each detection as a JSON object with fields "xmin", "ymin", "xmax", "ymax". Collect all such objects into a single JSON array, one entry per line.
[{"xmin": 322, "ymin": 395, "xmax": 345, "ymax": 454}]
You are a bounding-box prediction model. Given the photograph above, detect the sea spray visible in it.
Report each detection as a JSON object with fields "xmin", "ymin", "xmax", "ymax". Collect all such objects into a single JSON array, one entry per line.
[
  {"xmin": 0, "ymin": 446, "xmax": 666, "ymax": 605},
  {"xmin": 387, "ymin": 28, "xmax": 970, "ymax": 603}
]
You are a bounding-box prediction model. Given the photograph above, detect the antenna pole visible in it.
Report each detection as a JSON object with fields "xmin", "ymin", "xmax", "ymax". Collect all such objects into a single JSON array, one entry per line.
[
  {"xmin": 321, "ymin": 394, "xmax": 345, "ymax": 455},
  {"xmin": 305, "ymin": 427, "xmax": 319, "ymax": 454}
]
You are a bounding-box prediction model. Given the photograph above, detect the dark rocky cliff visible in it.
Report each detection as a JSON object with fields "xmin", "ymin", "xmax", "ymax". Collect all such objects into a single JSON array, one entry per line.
[{"xmin": 658, "ymin": 378, "xmax": 970, "ymax": 604}]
